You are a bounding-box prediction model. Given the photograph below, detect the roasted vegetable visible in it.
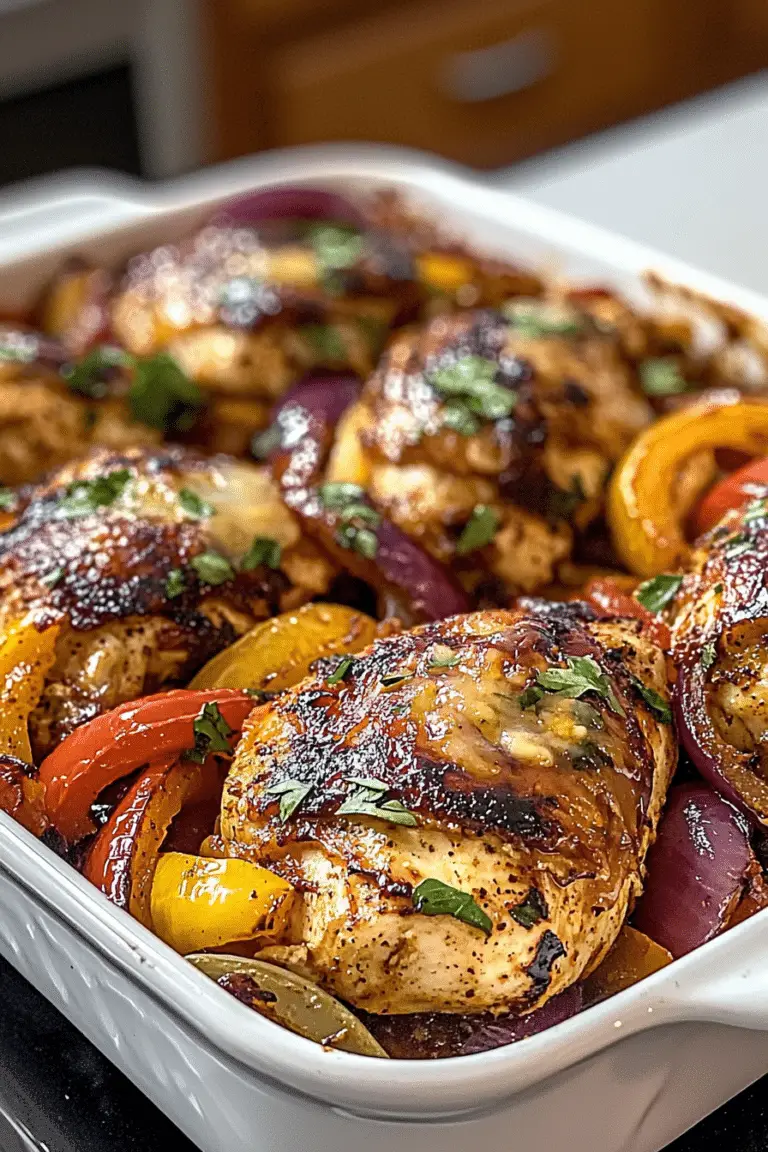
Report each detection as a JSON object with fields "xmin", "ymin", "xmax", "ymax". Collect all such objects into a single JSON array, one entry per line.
[
  {"xmin": 190, "ymin": 603, "xmax": 378, "ymax": 692},
  {"xmin": 608, "ymin": 396, "xmax": 768, "ymax": 576},
  {"xmin": 39, "ymin": 689, "xmax": 253, "ymax": 843},
  {"xmin": 151, "ymin": 852, "xmax": 294, "ymax": 954}
]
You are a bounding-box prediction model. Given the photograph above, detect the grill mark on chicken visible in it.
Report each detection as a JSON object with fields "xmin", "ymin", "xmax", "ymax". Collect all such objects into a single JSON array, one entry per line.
[{"xmin": 224, "ymin": 604, "xmax": 675, "ymax": 1014}]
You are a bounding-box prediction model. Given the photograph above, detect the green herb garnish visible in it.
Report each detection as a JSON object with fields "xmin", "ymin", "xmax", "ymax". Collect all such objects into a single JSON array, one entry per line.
[
  {"xmin": 634, "ymin": 573, "xmax": 683, "ymax": 613},
  {"xmin": 190, "ymin": 550, "xmax": 235, "ymax": 586},
  {"xmin": 0, "ymin": 488, "xmax": 16, "ymax": 511},
  {"xmin": 336, "ymin": 776, "xmax": 417, "ymax": 827},
  {"xmin": 701, "ymin": 641, "xmax": 717, "ymax": 672},
  {"xmin": 430, "ymin": 355, "xmax": 517, "ymax": 425},
  {"xmin": 0, "ymin": 332, "xmax": 36, "ymax": 363},
  {"xmin": 428, "ymin": 643, "xmax": 460, "ymax": 670},
  {"xmin": 503, "ymin": 298, "xmax": 584, "ymax": 338},
  {"xmin": 40, "ymin": 566, "xmax": 64, "ymax": 589},
  {"xmin": 639, "ymin": 358, "xmax": 689, "ymax": 397},
  {"xmin": 548, "ymin": 475, "xmax": 587, "ymax": 522},
  {"xmin": 128, "ymin": 352, "xmax": 204, "ymax": 432},
  {"xmin": 456, "ymin": 504, "xmax": 499, "ymax": 555},
  {"xmin": 318, "ymin": 482, "xmax": 366, "ymax": 509},
  {"xmin": 165, "ymin": 567, "xmax": 186, "ymax": 599},
  {"xmin": 337, "ymin": 523, "xmax": 378, "ymax": 558},
  {"xmin": 301, "ymin": 323, "xmax": 347, "ymax": 362},
  {"xmin": 326, "ymin": 654, "xmax": 356, "ymax": 686},
  {"xmin": 713, "ymin": 583, "xmax": 723, "ymax": 594},
  {"xmin": 441, "ymin": 402, "xmax": 481, "ymax": 437},
  {"xmin": 535, "ymin": 655, "xmax": 624, "ymax": 716},
  {"xmin": 519, "ymin": 684, "xmax": 544, "ymax": 710},
  {"xmin": 178, "ymin": 488, "xmax": 215, "ymax": 520},
  {"xmin": 412, "ymin": 878, "xmax": 493, "ymax": 937},
  {"xmin": 266, "ymin": 779, "xmax": 313, "ymax": 822},
  {"xmin": 510, "ymin": 887, "xmax": 548, "ymax": 929},
  {"xmin": 380, "ymin": 669, "xmax": 413, "ymax": 687},
  {"xmin": 64, "ymin": 345, "xmax": 130, "ymax": 399},
  {"xmin": 185, "ymin": 702, "xmax": 233, "ymax": 764},
  {"xmin": 725, "ymin": 533, "xmax": 751, "ymax": 558},
  {"xmin": 306, "ymin": 222, "xmax": 364, "ymax": 278},
  {"xmin": 241, "ymin": 536, "xmax": 282, "ymax": 571},
  {"xmin": 58, "ymin": 468, "xmax": 131, "ymax": 517},
  {"xmin": 630, "ymin": 676, "xmax": 672, "ymax": 723}
]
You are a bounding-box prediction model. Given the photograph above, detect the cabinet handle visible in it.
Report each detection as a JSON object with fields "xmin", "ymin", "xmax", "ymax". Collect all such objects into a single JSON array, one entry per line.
[{"xmin": 439, "ymin": 27, "xmax": 555, "ymax": 103}]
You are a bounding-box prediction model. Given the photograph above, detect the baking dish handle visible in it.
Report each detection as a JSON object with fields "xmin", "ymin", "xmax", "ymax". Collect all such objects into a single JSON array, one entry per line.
[{"xmin": 675, "ymin": 911, "xmax": 768, "ymax": 1030}]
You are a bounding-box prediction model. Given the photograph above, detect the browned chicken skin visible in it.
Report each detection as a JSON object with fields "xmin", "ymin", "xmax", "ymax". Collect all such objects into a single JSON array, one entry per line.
[
  {"xmin": 222, "ymin": 601, "xmax": 675, "ymax": 1015},
  {"xmin": 325, "ymin": 305, "xmax": 652, "ymax": 597},
  {"xmin": 0, "ymin": 446, "xmax": 334, "ymax": 757}
]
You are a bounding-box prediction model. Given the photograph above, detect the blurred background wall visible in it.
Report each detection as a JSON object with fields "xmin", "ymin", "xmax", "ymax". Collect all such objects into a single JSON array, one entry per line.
[{"xmin": 0, "ymin": 0, "xmax": 766, "ymax": 186}]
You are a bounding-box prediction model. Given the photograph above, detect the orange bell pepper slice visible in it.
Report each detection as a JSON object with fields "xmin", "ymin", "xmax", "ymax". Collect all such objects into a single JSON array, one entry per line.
[
  {"xmin": 693, "ymin": 455, "xmax": 768, "ymax": 536},
  {"xmin": 40, "ymin": 688, "xmax": 254, "ymax": 844},
  {"xmin": 0, "ymin": 755, "xmax": 48, "ymax": 837},
  {"xmin": 608, "ymin": 396, "xmax": 768, "ymax": 576}
]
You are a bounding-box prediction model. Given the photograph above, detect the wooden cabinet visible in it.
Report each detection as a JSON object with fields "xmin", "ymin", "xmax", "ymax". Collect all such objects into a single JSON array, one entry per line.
[{"xmin": 203, "ymin": 0, "xmax": 768, "ymax": 170}]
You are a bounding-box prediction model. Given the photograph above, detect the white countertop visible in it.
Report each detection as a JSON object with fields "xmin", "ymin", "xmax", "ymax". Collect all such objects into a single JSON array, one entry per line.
[{"xmin": 499, "ymin": 71, "xmax": 768, "ymax": 296}]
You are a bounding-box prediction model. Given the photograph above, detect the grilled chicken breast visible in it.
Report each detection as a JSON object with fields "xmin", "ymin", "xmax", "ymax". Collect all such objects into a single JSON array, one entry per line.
[
  {"xmin": 222, "ymin": 601, "xmax": 675, "ymax": 1015},
  {"xmin": 325, "ymin": 305, "xmax": 652, "ymax": 598},
  {"xmin": 0, "ymin": 446, "xmax": 334, "ymax": 758}
]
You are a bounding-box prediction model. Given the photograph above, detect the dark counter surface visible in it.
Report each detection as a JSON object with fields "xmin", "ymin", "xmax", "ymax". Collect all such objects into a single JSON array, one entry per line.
[{"xmin": 0, "ymin": 954, "xmax": 764, "ymax": 1152}]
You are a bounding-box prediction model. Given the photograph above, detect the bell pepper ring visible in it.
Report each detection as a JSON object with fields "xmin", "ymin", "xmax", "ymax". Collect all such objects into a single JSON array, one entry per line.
[
  {"xmin": 189, "ymin": 602, "xmax": 378, "ymax": 692},
  {"xmin": 150, "ymin": 852, "xmax": 294, "ymax": 954},
  {"xmin": 607, "ymin": 395, "xmax": 768, "ymax": 576},
  {"xmin": 693, "ymin": 455, "xmax": 768, "ymax": 536},
  {"xmin": 83, "ymin": 757, "xmax": 200, "ymax": 926},
  {"xmin": 0, "ymin": 615, "xmax": 60, "ymax": 765},
  {"xmin": 39, "ymin": 688, "xmax": 254, "ymax": 844}
]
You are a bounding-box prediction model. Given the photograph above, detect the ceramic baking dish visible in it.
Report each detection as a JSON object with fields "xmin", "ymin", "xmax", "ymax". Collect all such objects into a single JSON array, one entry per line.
[{"xmin": 1, "ymin": 147, "xmax": 768, "ymax": 1152}]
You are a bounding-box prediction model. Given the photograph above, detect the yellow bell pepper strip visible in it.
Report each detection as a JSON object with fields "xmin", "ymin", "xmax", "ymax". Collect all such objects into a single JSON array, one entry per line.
[
  {"xmin": 0, "ymin": 756, "xmax": 48, "ymax": 837},
  {"xmin": 189, "ymin": 602, "xmax": 378, "ymax": 692},
  {"xmin": 608, "ymin": 396, "xmax": 768, "ymax": 576},
  {"xmin": 150, "ymin": 852, "xmax": 294, "ymax": 955},
  {"xmin": 0, "ymin": 616, "xmax": 59, "ymax": 765}
]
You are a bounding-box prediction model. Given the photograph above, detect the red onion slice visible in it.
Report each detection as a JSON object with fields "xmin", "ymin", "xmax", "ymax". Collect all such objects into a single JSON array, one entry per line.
[
  {"xmin": 359, "ymin": 985, "xmax": 582, "ymax": 1059},
  {"xmin": 210, "ymin": 187, "xmax": 364, "ymax": 229},
  {"xmin": 268, "ymin": 374, "xmax": 470, "ymax": 623},
  {"xmin": 633, "ymin": 782, "xmax": 753, "ymax": 957}
]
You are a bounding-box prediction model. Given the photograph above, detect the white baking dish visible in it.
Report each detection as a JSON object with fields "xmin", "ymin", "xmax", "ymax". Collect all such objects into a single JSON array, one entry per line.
[{"xmin": 1, "ymin": 146, "xmax": 768, "ymax": 1152}]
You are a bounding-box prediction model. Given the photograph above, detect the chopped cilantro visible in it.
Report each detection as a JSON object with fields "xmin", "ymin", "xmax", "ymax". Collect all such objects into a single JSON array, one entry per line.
[
  {"xmin": 639, "ymin": 358, "xmax": 689, "ymax": 397},
  {"xmin": 634, "ymin": 573, "xmax": 683, "ymax": 613},
  {"xmin": 430, "ymin": 355, "xmax": 516, "ymax": 425},
  {"xmin": 178, "ymin": 488, "xmax": 215, "ymax": 520},
  {"xmin": 128, "ymin": 352, "xmax": 204, "ymax": 432},
  {"xmin": 630, "ymin": 675, "xmax": 672, "ymax": 723},
  {"xmin": 185, "ymin": 702, "xmax": 233, "ymax": 764},
  {"xmin": 241, "ymin": 536, "xmax": 282, "ymax": 571},
  {"xmin": 336, "ymin": 777, "xmax": 417, "ymax": 827},
  {"xmin": 535, "ymin": 654, "xmax": 624, "ymax": 716},
  {"xmin": 165, "ymin": 568, "xmax": 186, "ymax": 599},
  {"xmin": 265, "ymin": 779, "xmax": 313, "ymax": 822},
  {"xmin": 326, "ymin": 654, "xmax": 356, "ymax": 686},
  {"xmin": 190, "ymin": 550, "xmax": 235, "ymax": 586},
  {"xmin": 510, "ymin": 887, "xmax": 548, "ymax": 929},
  {"xmin": 301, "ymin": 323, "xmax": 347, "ymax": 362},
  {"xmin": 428, "ymin": 643, "xmax": 460, "ymax": 670},
  {"xmin": 701, "ymin": 641, "xmax": 717, "ymax": 672},
  {"xmin": 503, "ymin": 298, "xmax": 584, "ymax": 338},
  {"xmin": 548, "ymin": 475, "xmax": 587, "ymax": 522},
  {"xmin": 40, "ymin": 566, "xmax": 64, "ymax": 589},
  {"xmin": 0, "ymin": 488, "xmax": 16, "ymax": 511},
  {"xmin": 412, "ymin": 878, "xmax": 492, "ymax": 936},
  {"xmin": 456, "ymin": 504, "xmax": 499, "ymax": 555},
  {"xmin": 58, "ymin": 468, "xmax": 131, "ymax": 517},
  {"xmin": 64, "ymin": 345, "xmax": 130, "ymax": 399}
]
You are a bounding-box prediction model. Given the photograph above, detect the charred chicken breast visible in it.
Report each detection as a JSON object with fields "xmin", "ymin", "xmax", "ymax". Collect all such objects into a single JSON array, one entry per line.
[
  {"xmin": 0, "ymin": 446, "xmax": 334, "ymax": 758},
  {"xmin": 222, "ymin": 601, "xmax": 675, "ymax": 1015},
  {"xmin": 325, "ymin": 304, "xmax": 652, "ymax": 598}
]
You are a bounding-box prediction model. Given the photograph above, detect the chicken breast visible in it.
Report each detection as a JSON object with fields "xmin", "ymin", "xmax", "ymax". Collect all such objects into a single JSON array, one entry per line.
[
  {"xmin": 222, "ymin": 601, "xmax": 675, "ymax": 1015},
  {"xmin": 325, "ymin": 305, "xmax": 652, "ymax": 597},
  {"xmin": 0, "ymin": 446, "xmax": 334, "ymax": 758}
]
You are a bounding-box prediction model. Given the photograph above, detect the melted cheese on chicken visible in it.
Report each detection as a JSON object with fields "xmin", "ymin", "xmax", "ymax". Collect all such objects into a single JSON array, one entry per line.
[{"xmin": 222, "ymin": 603, "xmax": 675, "ymax": 1015}]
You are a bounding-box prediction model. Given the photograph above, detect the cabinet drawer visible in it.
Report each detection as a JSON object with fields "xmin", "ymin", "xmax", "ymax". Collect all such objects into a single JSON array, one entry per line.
[{"xmin": 270, "ymin": 0, "xmax": 660, "ymax": 168}]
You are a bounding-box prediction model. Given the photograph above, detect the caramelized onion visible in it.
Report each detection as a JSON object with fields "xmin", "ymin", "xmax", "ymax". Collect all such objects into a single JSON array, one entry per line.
[
  {"xmin": 360, "ymin": 985, "xmax": 582, "ymax": 1059},
  {"xmin": 270, "ymin": 375, "xmax": 470, "ymax": 622},
  {"xmin": 633, "ymin": 782, "xmax": 753, "ymax": 957}
]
